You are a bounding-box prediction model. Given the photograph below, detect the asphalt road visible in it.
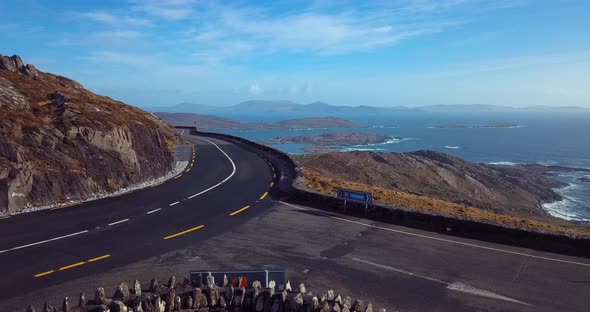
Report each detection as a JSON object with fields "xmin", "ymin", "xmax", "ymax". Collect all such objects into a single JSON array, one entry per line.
[{"xmin": 0, "ymin": 135, "xmax": 276, "ymax": 300}]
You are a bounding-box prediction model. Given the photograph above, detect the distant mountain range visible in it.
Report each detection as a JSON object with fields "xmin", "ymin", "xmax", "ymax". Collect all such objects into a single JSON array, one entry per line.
[
  {"xmin": 147, "ymin": 100, "xmax": 589, "ymax": 115},
  {"xmin": 156, "ymin": 112, "xmax": 364, "ymax": 130}
]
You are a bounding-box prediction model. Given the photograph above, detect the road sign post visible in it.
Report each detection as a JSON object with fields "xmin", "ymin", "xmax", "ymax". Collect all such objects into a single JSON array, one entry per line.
[{"xmin": 336, "ymin": 188, "xmax": 372, "ymax": 215}]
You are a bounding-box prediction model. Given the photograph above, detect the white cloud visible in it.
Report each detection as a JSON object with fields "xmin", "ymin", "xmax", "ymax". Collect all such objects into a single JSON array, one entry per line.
[
  {"xmin": 93, "ymin": 30, "xmax": 143, "ymax": 40},
  {"xmin": 79, "ymin": 11, "xmax": 152, "ymax": 27},
  {"xmin": 130, "ymin": 0, "xmax": 196, "ymax": 20},
  {"xmin": 249, "ymin": 84, "xmax": 264, "ymax": 95}
]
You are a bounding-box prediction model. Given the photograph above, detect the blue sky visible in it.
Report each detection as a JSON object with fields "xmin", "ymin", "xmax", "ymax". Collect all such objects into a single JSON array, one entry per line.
[{"xmin": 1, "ymin": 0, "xmax": 589, "ymax": 108}]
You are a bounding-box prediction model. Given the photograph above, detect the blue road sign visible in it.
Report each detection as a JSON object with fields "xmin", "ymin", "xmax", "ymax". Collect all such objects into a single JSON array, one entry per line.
[{"xmin": 336, "ymin": 188, "xmax": 372, "ymax": 203}]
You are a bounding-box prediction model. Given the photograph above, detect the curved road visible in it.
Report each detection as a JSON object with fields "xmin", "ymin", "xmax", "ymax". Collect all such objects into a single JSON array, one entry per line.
[{"xmin": 0, "ymin": 135, "xmax": 276, "ymax": 300}]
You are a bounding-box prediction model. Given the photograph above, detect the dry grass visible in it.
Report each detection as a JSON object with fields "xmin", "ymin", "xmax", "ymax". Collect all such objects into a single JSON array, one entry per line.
[{"xmin": 301, "ymin": 167, "xmax": 590, "ymax": 237}]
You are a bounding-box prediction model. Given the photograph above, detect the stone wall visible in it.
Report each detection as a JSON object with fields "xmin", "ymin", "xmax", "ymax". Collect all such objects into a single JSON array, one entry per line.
[{"xmin": 26, "ymin": 276, "xmax": 385, "ymax": 312}]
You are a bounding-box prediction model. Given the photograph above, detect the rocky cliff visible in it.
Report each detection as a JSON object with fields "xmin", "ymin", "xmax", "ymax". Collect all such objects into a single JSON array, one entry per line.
[
  {"xmin": 0, "ymin": 54, "xmax": 177, "ymax": 213},
  {"xmin": 295, "ymin": 151, "xmax": 567, "ymax": 217}
]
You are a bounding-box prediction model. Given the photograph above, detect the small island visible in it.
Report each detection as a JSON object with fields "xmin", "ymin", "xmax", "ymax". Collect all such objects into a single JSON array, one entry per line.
[
  {"xmin": 436, "ymin": 122, "xmax": 519, "ymax": 129},
  {"xmin": 263, "ymin": 132, "xmax": 400, "ymax": 153}
]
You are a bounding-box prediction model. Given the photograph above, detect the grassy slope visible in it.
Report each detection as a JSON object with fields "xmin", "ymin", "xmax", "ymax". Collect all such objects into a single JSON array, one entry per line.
[{"xmin": 295, "ymin": 155, "xmax": 590, "ymax": 237}]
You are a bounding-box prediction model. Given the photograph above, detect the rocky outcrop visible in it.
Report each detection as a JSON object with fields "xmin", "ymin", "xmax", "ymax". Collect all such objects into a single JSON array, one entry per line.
[
  {"xmin": 0, "ymin": 54, "xmax": 177, "ymax": 213},
  {"xmin": 27, "ymin": 276, "xmax": 385, "ymax": 312},
  {"xmin": 0, "ymin": 54, "xmax": 39, "ymax": 79}
]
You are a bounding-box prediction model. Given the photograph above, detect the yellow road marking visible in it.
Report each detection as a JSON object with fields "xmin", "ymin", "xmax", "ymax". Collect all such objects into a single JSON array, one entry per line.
[
  {"xmin": 163, "ymin": 225, "xmax": 205, "ymax": 240},
  {"xmin": 174, "ymin": 174, "xmax": 182, "ymax": 179},
  {"xmin": 186, "ymin": 168, "xmax": 191, "ymax": 173},
  {"xmin": 87, "ymin": 254, "xmax": 111, "ymax": 263},
  {"xmin": 273, "ymin": 174, "xmax": 277, "ymax": 179},
  {"xmin": 259, "ymin": 192, "xmax": 269, "ymax": 200},
  {"xmin": 58, "ymin": 261, "xmax": 86, "ymax": 271},
  {"xmin": 279, "ymin": 201, "xmax": 590, "ymax": 268},
  {"xmin": 0, "ymin": 216, "xmax": 11, "ymax": 220},
  {"xmin": 270, "ymin": 182, "xmax": 275, "ymax": 188},
  {"xmin": 34, "ymin": 270, "xmax": 55, "ymax": 278},
  {"xmin": 229, "ymin": 205, "xmax": 251, "ymax": 216}
]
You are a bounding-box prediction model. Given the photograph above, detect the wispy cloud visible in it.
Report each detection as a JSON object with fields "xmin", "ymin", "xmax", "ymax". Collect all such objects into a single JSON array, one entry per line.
[
  {"xmin": 130, "ymin": 0, "xmax": 196, "ymax": 20},
  {"xmin": 79, "ymin": 11, "xmax": 153, "ymax": 27}
]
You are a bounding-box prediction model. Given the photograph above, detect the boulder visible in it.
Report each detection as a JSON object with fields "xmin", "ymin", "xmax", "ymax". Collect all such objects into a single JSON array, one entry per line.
[
  {"xmin": 113, "ymin": 283, "xmax": 130, "ymax": 299},
  {"xmin": 166, "ymin": 276, "xmax": 176, "ymax": 289},
  {"xmin": 149, "ymin": 278, "xmax": 158, "ymax": 292},
  {"xmin": 110, "ymin": 300, "xmax": 128, "ymax": 312},
  {"xmin": 298, "ymin": 283, "xmax": 306, "ymax": 294},
  {"xmin": 26, "ymin": 305, "xmax": 36, "ymax": 312},
  {"xmin": 352, "ymin": 300, "xmax": 365, "ymax": 312},
  {"xmin": 133, "ymin": 280, "xmax": 142, "ymax": 296},
  {"xmin": 95, "ymin": 288, "xmax": 108, "ymax": 305},
  {"xmin": 79, "ymin": 292, "xmax": 86, "ymax": 308},
  {"xmin": 165, "ymin": 289, "xmax": 176, "ymax": 312},
  {"xmin": 62, "ymin": 297, "xmax": 71, "ymax": 312},
  {"xmin": 364, "ymin": 303, "xmax": 373, "ymax": 312}
]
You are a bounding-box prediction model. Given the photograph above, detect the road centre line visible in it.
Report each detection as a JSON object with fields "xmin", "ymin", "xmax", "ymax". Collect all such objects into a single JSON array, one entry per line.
[
  {"xmin": 169, "ymin": 201, "xmax": 180, "ymax": 206},
  {"xmin": 108, "ymin": 219, "xmax": 129, "ymax": 226},
  {"xmin": 186, "ymin": 138, "xmax": 237, "ymax": 200},
  {"xmin": 259, "ymin": 192, "xmax": 269, "ymax": 200},
  {"xmin": 0, "ymin": 230, "xmax": 89, "ymax": 254},
  {"xmin": 279, "ymin": 201, "xmax": 590, "ymax": 268},
  {"xmin": 163, "ymin": 225, "xmax": 205, "ymax": 240},
  {"xmin": 34, "ymin": 270, "xmax": 54, "ymax": 278},
  {"xmin": 34, "ymin": 254, "xmax": 111, "ymax": 278},
  {"xmin": 87, "ymin": 254, "xmax": 111, "ymax": 263},
  {"xmin": 229, "ymin": 205, "xmax": 251, "ymax": 216},
  {"xmin": 58, "ymin": 261, "xmax": 85, "ymax": 271},
  {"xmin": 174, "ymin": 174, "xmax": 182, "ymax": 179}
]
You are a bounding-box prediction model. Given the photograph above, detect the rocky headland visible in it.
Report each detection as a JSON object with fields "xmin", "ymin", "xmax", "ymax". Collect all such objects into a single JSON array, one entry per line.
[
  {"xmin": 265, "ymin": 132, "xmax": 398, "ymax": 153},
  {"xmin": 294, "ymin": 151, "xmax": 584, "ymax": 221},
  {"xmin": 0, "ymin": 54, "xmax": 178, "ymax": 213}
]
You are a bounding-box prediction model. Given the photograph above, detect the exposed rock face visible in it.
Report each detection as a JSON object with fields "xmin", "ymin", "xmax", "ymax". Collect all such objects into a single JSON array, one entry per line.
[
  {"xmin": 297, "ymin": 150, "xmax": 567, "ymax": 216},
  {"xmin": 0, "ymin": 54, "xmax": 177, "ymax": 213}
]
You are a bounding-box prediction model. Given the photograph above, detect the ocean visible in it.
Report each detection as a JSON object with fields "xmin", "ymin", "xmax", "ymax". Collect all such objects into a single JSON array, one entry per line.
[{"xmin": 217, "ymin": 111, "xmax": 590, "ymax": 222}]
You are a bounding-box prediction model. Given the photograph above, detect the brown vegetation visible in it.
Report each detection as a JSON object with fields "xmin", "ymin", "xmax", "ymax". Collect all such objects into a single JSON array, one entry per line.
[
  {"xmin": 295, "ymin": 153, "xmax": 590, "ymax": 237},
  {"xmin": 0, "ymin": 54, "xmax": 177, "ymax": 213}
]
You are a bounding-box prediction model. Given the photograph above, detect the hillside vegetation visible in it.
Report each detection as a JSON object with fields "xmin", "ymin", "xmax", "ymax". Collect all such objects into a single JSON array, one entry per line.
[
  {"xmin": 294, "ymin": 151, "xmax": 590, "ymax": 236},
  {"xmin": 0, "ymin": 54, "xmax": 177, "ymax": 213}
]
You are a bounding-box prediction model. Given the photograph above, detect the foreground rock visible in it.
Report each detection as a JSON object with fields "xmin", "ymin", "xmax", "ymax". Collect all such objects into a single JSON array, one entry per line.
[
  {"xmin": 0, "ymin": 54, "xmax": 177, "ymax": 213},
  {"xmin": 26, "ymin": 276, "xmax": 386, "ymax": 312}
]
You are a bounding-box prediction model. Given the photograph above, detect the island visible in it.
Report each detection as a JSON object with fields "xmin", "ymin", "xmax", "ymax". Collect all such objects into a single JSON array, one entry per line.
[
  {"xmin": 263, "ymin": 132, "xmax": 400, "ymax": 153},
  {"xmin": 435, "ymin": 122, "xmax": 519, "ymax": 129}
]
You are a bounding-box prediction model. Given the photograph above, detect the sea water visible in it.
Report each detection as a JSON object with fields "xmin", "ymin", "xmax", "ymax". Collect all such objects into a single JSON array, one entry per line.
[{"xmin": 218, "ymin": 111, "xmax": 590, "ymax": 222}]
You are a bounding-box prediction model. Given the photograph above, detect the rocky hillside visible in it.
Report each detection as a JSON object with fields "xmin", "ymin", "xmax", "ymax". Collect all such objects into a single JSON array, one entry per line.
[
  {"xmin": 0, "ymin": 54, "xmax": 177, "ymax": 213},
  {"xmin": 295, "ymin": 151, "xmax": 567, "ymax": 217}
]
